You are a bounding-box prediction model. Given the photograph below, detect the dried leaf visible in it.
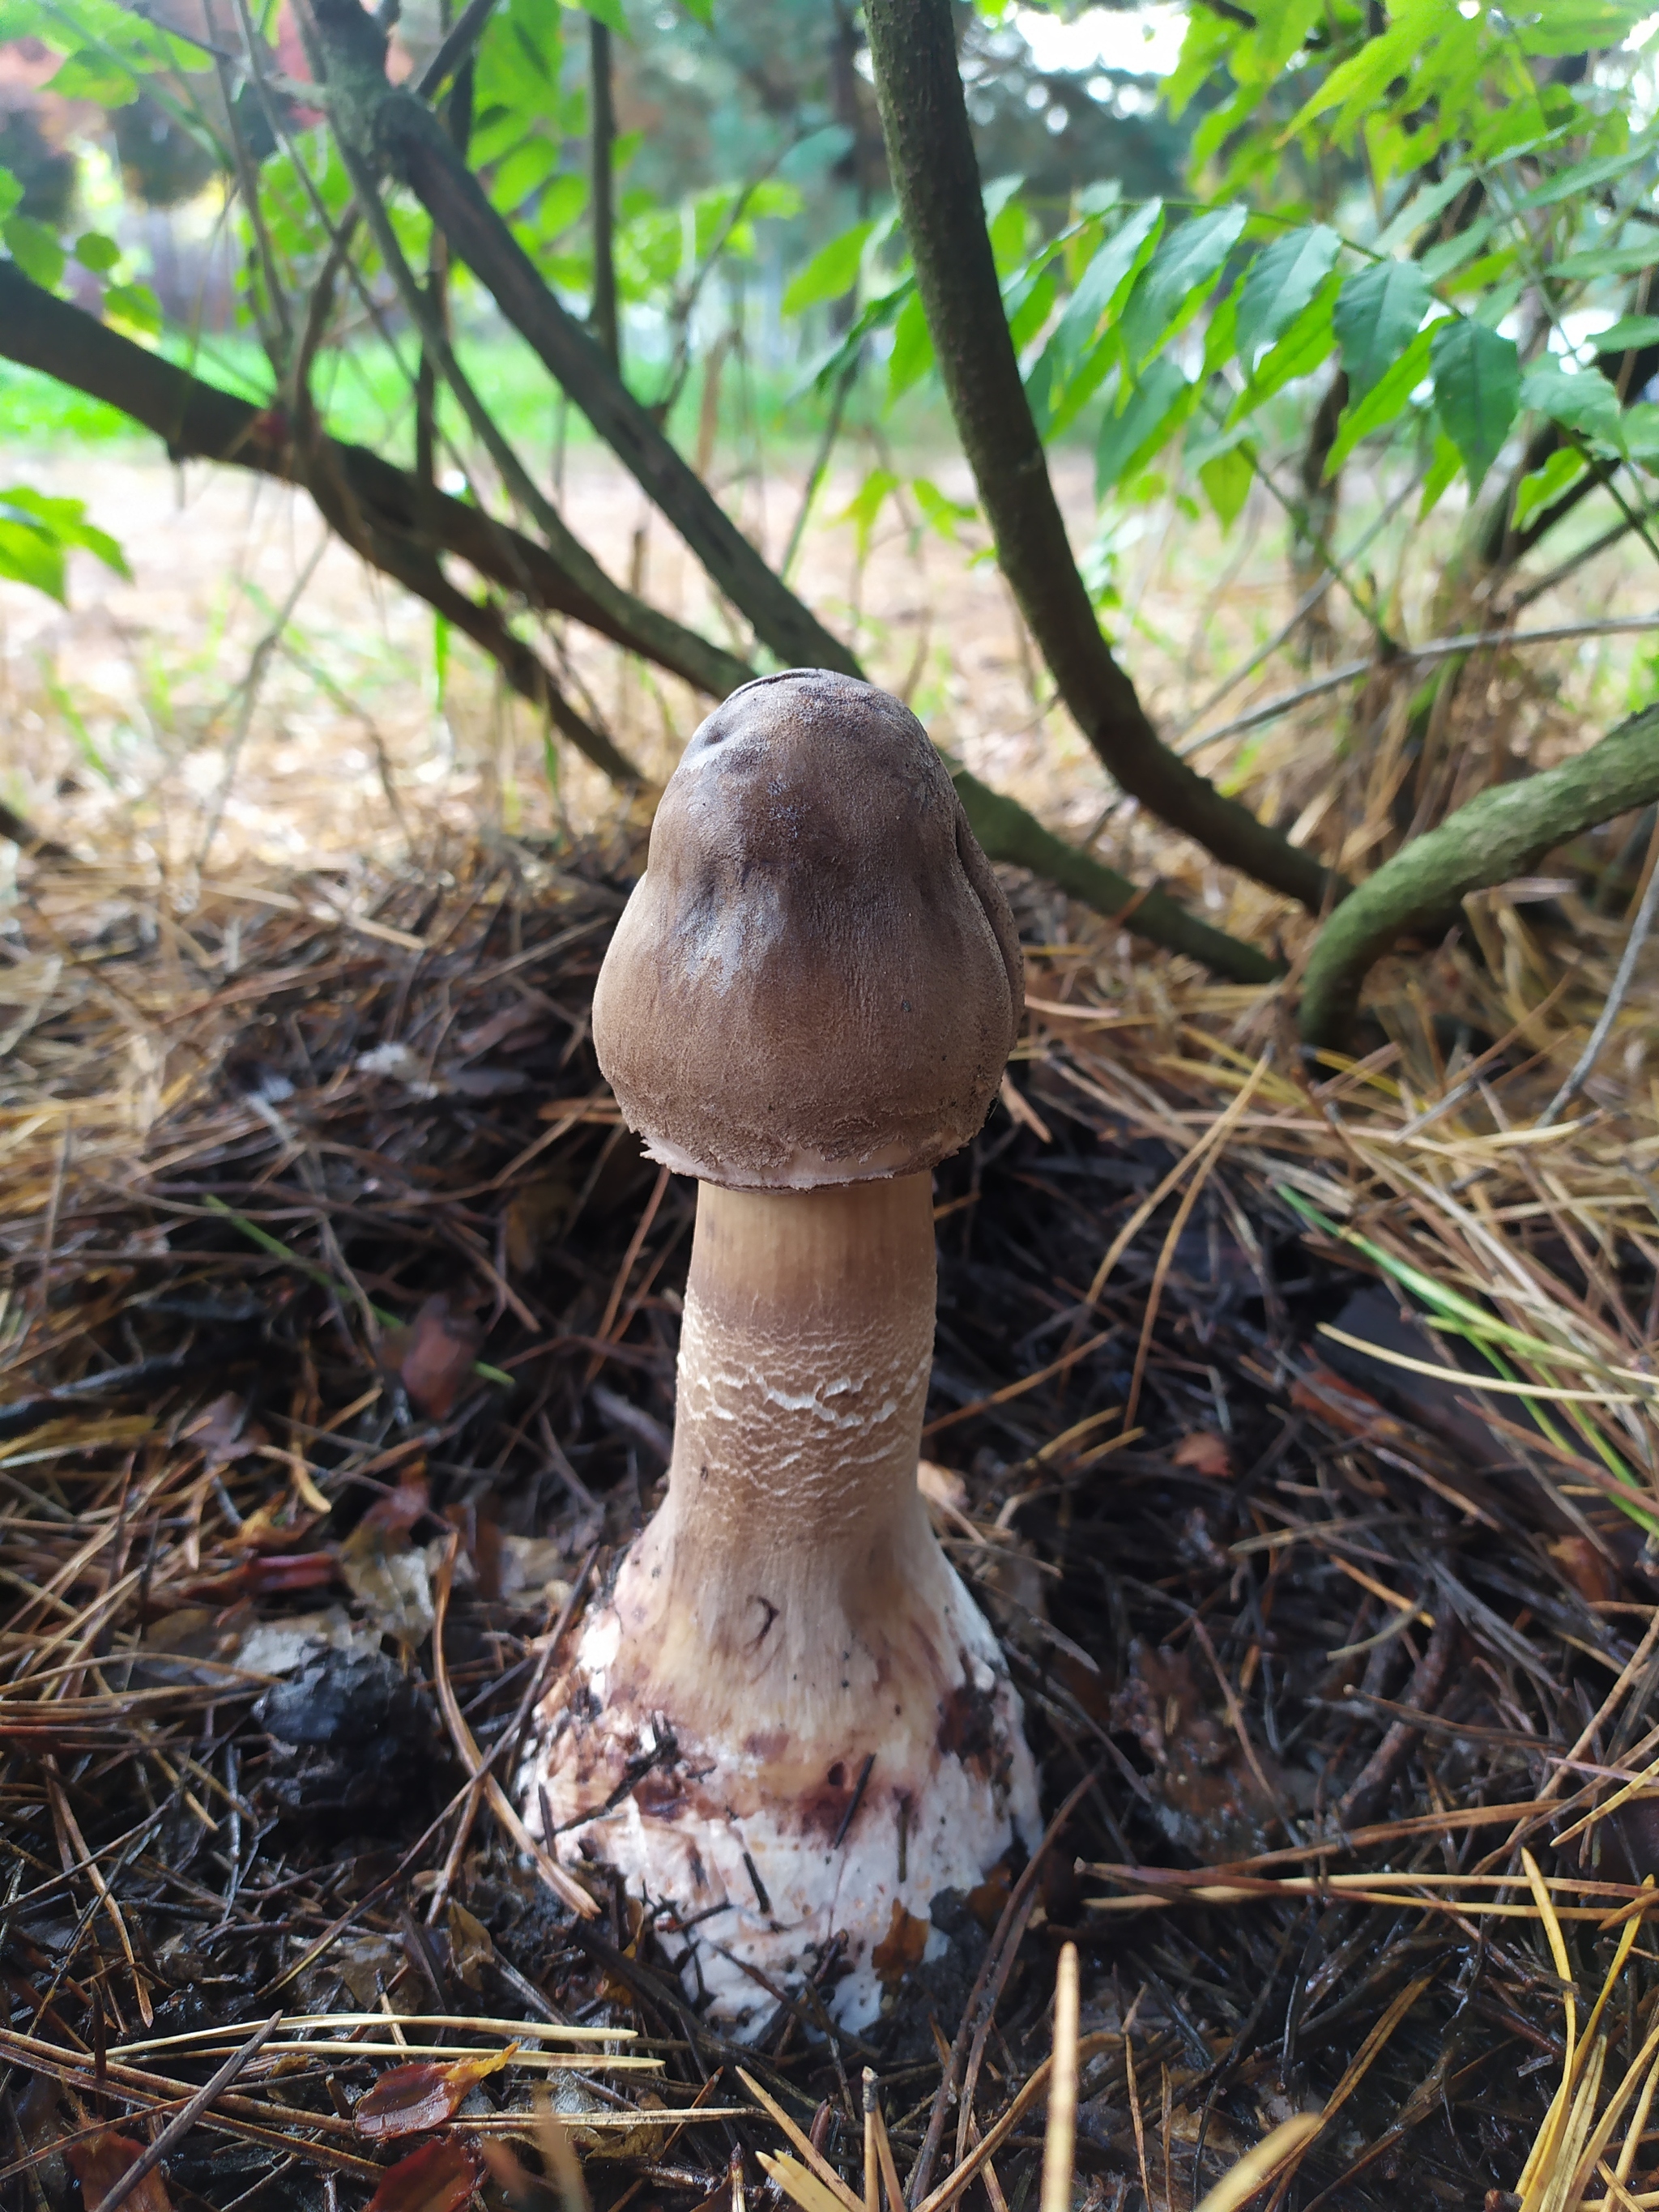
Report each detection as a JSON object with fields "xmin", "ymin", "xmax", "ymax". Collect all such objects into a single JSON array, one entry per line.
[
  {"xmin": 1290, "ymin": 1366, "xmax": 1396, "ymax": 1439},
  {"xmin": 229, "ymin": 1489, "xmax": 322, "ymax": 1553},
  {"xmin": 454, "ymin": 1001, "xmax": 554, "ymax": 1059},
  {"xmin": 387, "ymin": 1294, "xmax": 486, "ymax": 1420},
  {"xmin": 504, "ymin": 1176, "xmax": 574, "ymax": 1274},
  {"xmin": 355, "ymin": 2044, "xmax": 519, "ymax": 2140},
  {"xmin": 917, "ymin": 1460, "xmax": 969, "ymax": 1514},
  {"xmin": 66, "ymin": 2130, "xmax": 173, "ymax": 2212},
  {"xmin": 1171, "ymin": 1431, "xmax": 1235, "ymax": 1481},
  {"xmin": 965, "ymin": 1861, "xmax": 1013, "ymax": 1929},
  {"xmin": 446, "ymin": 1899, "xmax": 495, "ymax": 1993},
  {"xmin": 1548, "ymin": 1535, "xmax": 1618, "ymax": 1605},
  {"xmin": 182, "ymin": 1391, "xmax": 263, "ymax": 1468},
  {"xmin": 871, "ymin": 1900, "xmax": 930, "ymax": 1990},
  {"xmin": 359, "ymin": 1468, "xmax": 432, "ymax": 1536},
  {"xmin": 364, "ymin": 2136, "xmax": 484, "ymax": 2212}
]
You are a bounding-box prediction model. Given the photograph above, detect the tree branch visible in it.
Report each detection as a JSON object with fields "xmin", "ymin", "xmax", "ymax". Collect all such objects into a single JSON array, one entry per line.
[
  {"xmin": 305, "ymin": 0, "xmax": 861, "ymax": 680},
  {"xmin": 951, "ymin": 769, "xmax": 1283, "ymax": 986},
  {"xmin": 1298, "ymin": 705, "xmax": 1659, "ymax": 1048},
  {"xmin": 862, "ymin": 0, "xmax": 1339, "ymax": 917},
  {"xmin": 0, "ymin": 265, "xmax": 749, "ymax": 706},
  {"xmin": 0, "ymin": 245, "xmax": 1286, "ymax": 981}
]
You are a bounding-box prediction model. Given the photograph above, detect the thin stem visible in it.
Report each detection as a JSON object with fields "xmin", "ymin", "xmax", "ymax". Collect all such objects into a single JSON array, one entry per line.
[
  {"xmin": 1180, "ymin": 611, "xmax": 1659, "ymax": 760},
  {"xmin": 1539, "ymin": 841, "xmax": 1659, "ymax": 1126},
  {"xmin": 588, "ymin": 16, "xmax": 619, "ymax": 371}
]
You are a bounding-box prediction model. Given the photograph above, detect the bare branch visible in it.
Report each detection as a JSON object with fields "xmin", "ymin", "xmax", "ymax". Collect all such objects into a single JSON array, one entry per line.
[{"xmin": 863, "ymin": 0, "xmax": 1340, "ymax": 916}]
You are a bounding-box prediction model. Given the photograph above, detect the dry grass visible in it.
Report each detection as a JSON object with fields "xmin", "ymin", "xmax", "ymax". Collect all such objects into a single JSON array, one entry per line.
[{"xmin": 6, "ymin": 443, "xmax": 1659, "ymax": 2210}]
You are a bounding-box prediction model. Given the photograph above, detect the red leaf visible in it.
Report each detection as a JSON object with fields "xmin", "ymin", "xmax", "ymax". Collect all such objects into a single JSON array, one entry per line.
[
  {"xmin": 1170, "ymin": 1430, "xmax": 1235, "ymax": 1481},
  {"xmin": 389, "ymin": 1297, "xmax": 485, "ymax": 1420},
  {"xmin": 1549, "ymin": 1534, "xmax": 1618, "ymax": 1605},
  {"xmin": 66, "ymin": 2130, "xmax": 173, "ymax": 2212},
  {"xmin": 364, "ymin": 2137, "xmax": 483, "ymax": 2212},
  {"xmin": 244, "ymin": 1550, "xmax": 339, "ymax": 1594},
  {"xmin": 355, "ymin": 2048, "xmax": 517, "ymax": 2141}
]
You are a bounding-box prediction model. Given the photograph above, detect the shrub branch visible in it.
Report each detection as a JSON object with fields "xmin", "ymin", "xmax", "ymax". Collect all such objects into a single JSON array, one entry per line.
[
  {"xmin": 862, "ymin": 0, "xmax": 1341, "ymax": 917},
  {"xmin": 1298, "ymin": 705, "xmax": 1659, "ymax": 1048}
]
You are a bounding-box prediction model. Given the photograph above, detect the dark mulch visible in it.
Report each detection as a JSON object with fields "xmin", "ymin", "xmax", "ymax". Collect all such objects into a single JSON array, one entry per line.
[{"xmin": 1, "ymin": 842, "xmax": 1652, "ymax": 2212}]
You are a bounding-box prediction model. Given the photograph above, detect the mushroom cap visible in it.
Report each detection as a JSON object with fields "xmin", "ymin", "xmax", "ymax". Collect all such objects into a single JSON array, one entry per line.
[{"xmin": 592, "ymin": 670, "xmax": 1023, "ymax": 1188}]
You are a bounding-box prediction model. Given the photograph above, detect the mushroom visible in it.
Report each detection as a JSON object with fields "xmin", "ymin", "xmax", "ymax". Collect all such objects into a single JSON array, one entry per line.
[{"xmin": 522, "ymin": 670, "xmax": 1039, "ymax": 2033}]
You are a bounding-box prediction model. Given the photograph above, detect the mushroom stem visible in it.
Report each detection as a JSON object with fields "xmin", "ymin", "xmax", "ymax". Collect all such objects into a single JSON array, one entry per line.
[
  {"xmin": 528, "ymin": 1170, "xmax": 1038, "ymax": 2030},
  {"xmin": 634, "ymin": 1175, "xmax": 936, "ymax": 1723}
]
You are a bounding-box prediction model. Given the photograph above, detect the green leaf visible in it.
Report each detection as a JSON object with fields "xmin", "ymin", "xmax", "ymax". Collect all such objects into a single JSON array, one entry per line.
[
  {"xmin": 1431, "ymin": 318, "xmax": 1519, "ymax": 491},
  {"xmin": 45, "ymin": 46, "xmax": 139, "ymax": 102},
  {"xmin": 1119, "ymin": 204, "xmax": 1247, "ymax": 371},
  {"xmin": 1520, "ymin": 358, "xmax": 1623, "ymax": 446},
  {"xmin": 567, "ymin": 0, "xmax": 628, "ymax": 33},
  {"xmin": 678, "ymin": 0, "xmax": 711, "ymax": 19},
  {"xmin": 1418, "ymin": 433, "xmax": 1461, "ymax": 521},
  {"xmin": 1326, "ymin": 322, "xmax": 1435, "ymax": 475},
  {"xmin": 0, "ymin": 516, "xmax": 66, "ymax": 602},
  {"xmin": 1286, "ymin": 0, "xmax": 1424, "ymax": 136},
  {"xmin": 1512, "ymin": 445, "xmax": 1588, "ymax": 533},
  {"xmin": 1617, "ymin": 403, "xmax": 1659, "ymax": 461},
  {"xmin": 837, "ymin": 466, "xmax": 898, "ymax": 559},
  {"xmin": 1418, "ymin": 215, "xmax": 1495, "ymax": 285},
  {"xmin": 1244, "ymin": 0, "xmax": 1325, "ymax": 79},
  {"xmin": 73, "ymin": 230, "xmax": 120, "ymax": 274},
  {"xmin": 1551, "ymin": 241, "xmax": 1659, "ymax": 280},
  {"xmin": 1333, "ymin": 259, "xmax": 1430, "ymax": 400},
  {"xmin": 2, "ymin": 215, "xmax": 65, "ymax": 290},
  {"xmin": 1235, "ymin": 223, "xmax": 1340, "ymax": 364},
  {"xmin": 1005, "ymin": 266, "xmax": 1055, "ymax": 355},
  {"xmin": 987, "ymin": 190, "xmax": 1027, "ymax": 275},
  {"xmin": 888, "ymin": 288, "xmax": 934, "ymax": 401},
  {"xmin": 103, "ymin": 280, "xmax": 161, "ymax": 337},
  {"xmin": 1096, "ymin": 358, "xmax": 1192, "ymax": 496},
  {"xmin": 1515, "ymin": 0, "xmax": 1652, "ymax": 53},
  {"xmin": 1229, "ymin": 270, "xmax": 1339, "ymax": 419},
  {"xmin": 1374, "ymin": 166, "xmax": 1473, "ymax": 254},
  {"xmin": 782, "ymin": 219, "xmax": 873, "ymax": 316},
  {"xmin": 0, "ymin": 165, "xmax": 19, "ymax": 224},
  {"xmin": 911, "ymin": 477, "xmax": 976, "ymax": 540},
  {"xmin": 1597, "ymin": 315, "xmax": 1659, "ymax": 355},
  {"xmin": 1199, "ymin": 441, "xmax": 1254, "ymax": 527},
  {"xmin": 1516, "ymin": 138, "xmax": 1659, "ymax": 210},
  {"xmin": 1, "ymin": 485, "xmax": 130, "ymax": 576},
  {"xmin": 1048, "ymin": 200, "xmax": 1163, "ymax": 379}
]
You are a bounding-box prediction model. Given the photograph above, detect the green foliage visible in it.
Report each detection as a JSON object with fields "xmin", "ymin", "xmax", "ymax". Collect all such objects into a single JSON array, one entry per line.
[
  {"xmin": 0, "ymin": 484, "xmax": 128, "ymax": 604},
  {"xmin": 1430, "ymin": 319, "xmax": 1520, "ymax": 492},
  {"xmin": 782, "ymin": 219, "xmax": 874, "ymax": 315}
]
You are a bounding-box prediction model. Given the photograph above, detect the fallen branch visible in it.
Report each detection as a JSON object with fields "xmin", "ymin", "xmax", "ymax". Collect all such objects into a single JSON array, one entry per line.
[
  {"xmin": 863, "ymin": 0, "xmax": 1340, "ymax": 917},
  {"xmin": 1298, "ymin": 704, "xmax": 1659, "ymax": 1048}
]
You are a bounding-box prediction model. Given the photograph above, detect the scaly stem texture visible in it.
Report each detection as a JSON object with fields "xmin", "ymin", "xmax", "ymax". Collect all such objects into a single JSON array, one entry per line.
[
  {"xmin": 1298, "ymin": 703, "xmax": 1659, "ymax": 1048},
  {"xmin": 863, "ymin": 0, "xmax": 1339, "ymax": 916},
  {"xmin": 616, "ymin": 1177, "xmax": 941, "ymax": 1745}
]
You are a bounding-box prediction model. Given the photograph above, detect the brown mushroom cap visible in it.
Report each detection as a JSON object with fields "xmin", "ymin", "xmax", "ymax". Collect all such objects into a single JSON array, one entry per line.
[{"xmin": 592, "ymin": 671, "xmax": 1023, "ymax": 1187}]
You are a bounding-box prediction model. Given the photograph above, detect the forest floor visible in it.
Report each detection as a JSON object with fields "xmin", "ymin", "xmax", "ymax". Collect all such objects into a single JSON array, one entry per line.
[{"xmin": 5, "ymin": 446, "xmax": 1659, "ymax": 2212}]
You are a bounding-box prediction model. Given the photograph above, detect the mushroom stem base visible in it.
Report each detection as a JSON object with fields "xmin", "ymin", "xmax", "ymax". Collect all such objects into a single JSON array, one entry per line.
[{"xmin": 520, "ymin": 1556, "xmax": 1038, "ymax": 2035}]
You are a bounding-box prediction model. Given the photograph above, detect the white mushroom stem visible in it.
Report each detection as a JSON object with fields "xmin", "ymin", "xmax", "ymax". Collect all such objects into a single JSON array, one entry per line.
[
  {"xmin": 525, "ymin": 1174, "xmax": 1038, "ymax": 2032},
  {"xmin": 624, "ymin": 1175, "xmax": 939, "ymax": 1746}
]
